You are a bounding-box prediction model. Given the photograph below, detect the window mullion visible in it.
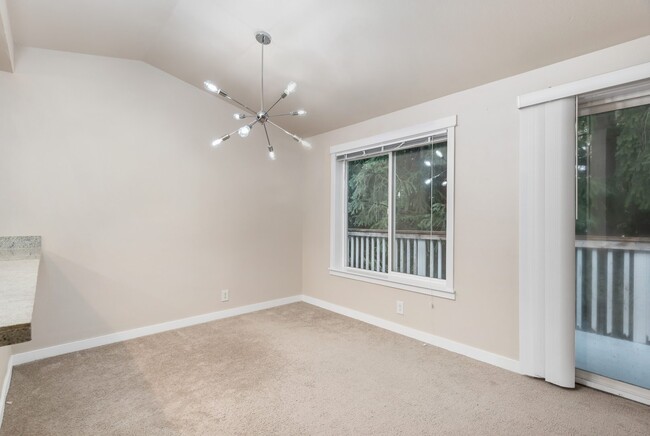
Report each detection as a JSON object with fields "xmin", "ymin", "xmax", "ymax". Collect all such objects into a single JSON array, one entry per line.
[
  {"xmin": 343, "ymin": 161, "xmax": 349, "ymax": 269},
  {"xmin": 387, "ymin": 152, "xmax": 394, "ymax": 274}
]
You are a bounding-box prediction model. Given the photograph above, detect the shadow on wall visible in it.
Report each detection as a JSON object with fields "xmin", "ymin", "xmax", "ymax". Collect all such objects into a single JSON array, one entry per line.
[
  {"xmin": 1, "ymin": 253, "xmax": 181, "ymax": 433},
  {"xmin": 11, "ymin": 252, "xmax": 178, "ymax": 353}
]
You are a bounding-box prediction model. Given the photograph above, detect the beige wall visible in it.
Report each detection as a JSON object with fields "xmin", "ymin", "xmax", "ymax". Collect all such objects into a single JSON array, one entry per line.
[
  {"xmin": 0, "ymin": 48, "xmax": 303, "ymax": 354},
  {"xmin": 1, "ymin": 37, "xmax": 650, "ymax": 371},
  {"xmin": 302, "ymin": 36, "xmax": 650, "ymax": 360}
]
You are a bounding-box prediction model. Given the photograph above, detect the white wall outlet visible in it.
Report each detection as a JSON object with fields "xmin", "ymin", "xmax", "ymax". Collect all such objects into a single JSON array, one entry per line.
[
  {"xmin": 396, "ymin": 300, "xmax": 404, "ymax": 315},
  {"xmin": 221, "ymin": 289, "xmax": 229, "ymax": 302}
]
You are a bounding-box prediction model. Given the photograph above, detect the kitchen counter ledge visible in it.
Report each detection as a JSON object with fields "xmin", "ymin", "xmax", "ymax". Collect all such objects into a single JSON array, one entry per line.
[{"xmin": 0, "ymin": 236, "xmax": 41, "ymax": 346}]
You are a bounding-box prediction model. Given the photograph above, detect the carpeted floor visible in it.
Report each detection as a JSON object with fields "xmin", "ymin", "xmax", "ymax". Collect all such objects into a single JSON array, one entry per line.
[{"xmin": 1, "ymin": 303, "xmax": 649, "ymax": 435}]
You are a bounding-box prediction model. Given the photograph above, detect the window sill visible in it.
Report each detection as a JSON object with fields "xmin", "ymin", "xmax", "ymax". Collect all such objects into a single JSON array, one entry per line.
[{"xmin": 329, "ymin": 268, "xmax": 456, "ymax": 300}]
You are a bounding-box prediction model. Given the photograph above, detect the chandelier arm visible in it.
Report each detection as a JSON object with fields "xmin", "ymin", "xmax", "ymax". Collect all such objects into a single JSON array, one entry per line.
[
  {"xmin": 267, "ymin": 120, "xmax": 301, "ymax": 141},
  {"xmin": 224, "ymin": 127, "xmax": 240, "ymax": 137},
  {"xmin": 222, "ymin": 94, "xmax": 257, "ymax": 116},
  {"xmin": 268, "ymin": 113, "xmax": 296, "ymax": 117},
  {"xmin": 211, "ymin": 127, "xmax": 240, "ymax": 146},
  {"xmin": 265, "ymin": 94, "xmax": 287, "ymax": 114},
  {"xmin": 263, "ymin": 124, "xmax": 273, "ymax": 149},
  {"xmin": 248, "ymin": 119, "xmax": 260, "ymax": 131}
]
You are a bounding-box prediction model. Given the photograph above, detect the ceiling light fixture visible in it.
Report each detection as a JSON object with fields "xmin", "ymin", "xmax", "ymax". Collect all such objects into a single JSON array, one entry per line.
[{"xmin": 203, "ymin": 31, "xmax": 309, "ymax": 160}]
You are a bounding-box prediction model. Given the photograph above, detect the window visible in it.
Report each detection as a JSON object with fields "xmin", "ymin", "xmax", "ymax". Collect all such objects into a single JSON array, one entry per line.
[{"xmin": 330, "ymin": 117, "xmax": 456, "ymax": 298}]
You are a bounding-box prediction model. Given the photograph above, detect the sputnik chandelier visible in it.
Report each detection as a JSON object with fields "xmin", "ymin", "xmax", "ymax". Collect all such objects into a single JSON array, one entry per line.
[{"xmin": 203, "ymin": 31, "xmax": 310, "ymax": 160}]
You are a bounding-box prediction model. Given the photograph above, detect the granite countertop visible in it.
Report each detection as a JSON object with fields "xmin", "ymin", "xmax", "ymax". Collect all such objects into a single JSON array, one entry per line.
[{"xmin": 0, "ymin": 236, "xmax": 41, "ymax": 346}]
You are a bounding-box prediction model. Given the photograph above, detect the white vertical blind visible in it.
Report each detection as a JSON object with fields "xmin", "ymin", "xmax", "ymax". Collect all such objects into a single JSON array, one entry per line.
[{"xmin": 519, "ymin": 97, "xmax": 576, "ymax": 388}]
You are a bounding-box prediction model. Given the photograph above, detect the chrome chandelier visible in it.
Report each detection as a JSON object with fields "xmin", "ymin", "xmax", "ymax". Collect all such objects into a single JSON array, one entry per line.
[{"xmin": 203, "ymin": 31, "xmax": 310, "ymax": 160}]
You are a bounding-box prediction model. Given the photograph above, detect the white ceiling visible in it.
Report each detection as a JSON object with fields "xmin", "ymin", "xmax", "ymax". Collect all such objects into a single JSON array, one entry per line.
[{"xmin": 5, "ymin": 0, "xmax": 650, "ymax": 136}]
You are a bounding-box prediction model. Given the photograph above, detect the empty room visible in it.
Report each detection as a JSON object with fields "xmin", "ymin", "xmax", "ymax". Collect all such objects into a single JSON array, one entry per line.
[{"xmin": 1, "ymin": 1, "xmax": 650, "ymax": 434}]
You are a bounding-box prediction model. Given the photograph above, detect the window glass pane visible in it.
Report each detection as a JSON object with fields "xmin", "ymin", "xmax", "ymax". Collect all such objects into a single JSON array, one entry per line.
[
  {"xmin": 575, "ymin": 103, "xmax": 650, "ymax": 390},
  {"xmin": 392, "ymin": 142, "xmax": 447, "ymax": 278},
  {"xmin": 576, "ymin": 105, "xmax": 650, "ymax": 238},
  {"xmin": 346, "ymin": 155, "xmax": 389, "ymax": 272}
]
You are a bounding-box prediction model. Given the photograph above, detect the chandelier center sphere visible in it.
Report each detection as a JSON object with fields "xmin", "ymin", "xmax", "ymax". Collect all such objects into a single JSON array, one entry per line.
[{"xmin": 257, "ymin": 111, "xmax": 269, "ymax": 123}]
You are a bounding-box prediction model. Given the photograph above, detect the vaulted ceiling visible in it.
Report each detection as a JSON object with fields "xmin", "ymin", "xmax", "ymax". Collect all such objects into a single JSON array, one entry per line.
[{"xmin": 2, "ymin": 0, "xmax": 650, "ymax": 136}]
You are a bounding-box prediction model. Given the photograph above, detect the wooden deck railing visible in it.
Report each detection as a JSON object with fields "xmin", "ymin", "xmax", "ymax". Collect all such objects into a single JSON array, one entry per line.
[
  {"xmin": 575, "ymin": 237, "xmax": 650, "ymax": 345},
  {"xmin": 347, "ymin": 229, "xmax": 446, "ymax": 279}
]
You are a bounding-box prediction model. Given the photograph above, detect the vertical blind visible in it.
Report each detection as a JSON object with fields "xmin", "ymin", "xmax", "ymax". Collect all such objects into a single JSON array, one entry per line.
[{"xmin": 519, "ymin": 97, "xmax": 576, "ymax": 388}]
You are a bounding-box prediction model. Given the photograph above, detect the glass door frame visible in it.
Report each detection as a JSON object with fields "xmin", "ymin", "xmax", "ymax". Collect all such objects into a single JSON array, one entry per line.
[{"xmin": 574, "ymin": 80, "xmax": 650, "ymax": 405}]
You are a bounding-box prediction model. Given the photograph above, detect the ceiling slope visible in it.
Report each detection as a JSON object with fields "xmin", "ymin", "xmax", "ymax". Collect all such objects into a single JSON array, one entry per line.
[{"xmin": 6, "ymin": 0, "xmax": 650, "ymax": 136}]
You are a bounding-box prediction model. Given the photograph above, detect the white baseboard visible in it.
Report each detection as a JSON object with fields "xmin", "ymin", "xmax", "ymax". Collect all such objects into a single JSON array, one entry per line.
[
  {"xmin": 8, "ymin": 293, "xmax": 520, "ymax": 374},
  {"xmin": 5, "ymin": 291, "xmax": 646, "ymax": 430},
  {"xmin": 12, "ymin": 295, "xmax": 302, "ymax": 366},
  {"xmin": 301, "ymin": 295, "xmax": 521, "ymax": 374},
  {"xmin": 8, "ymin": 294, "xmax": 519, "ymax": 373},
  {"xmin": 0, "ymin": 355, "xmax": 13, "ymax": 429},
  {"xmin": 3, "ymin": 292, "xmax": 520, "ymax": 430}
]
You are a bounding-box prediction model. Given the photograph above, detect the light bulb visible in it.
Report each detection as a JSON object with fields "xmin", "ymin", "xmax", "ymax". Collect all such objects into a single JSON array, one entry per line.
[
  {"xmin": 269, "ymin": 150, "xmax": 276, "ymax": 160},
  {"xmin": 425, "ymin": 178, "xmax": 432, "ymax": 185},
  {"xmin": 238, "ymin": 125, "xmax": 251, "ymax": 138},
  {"xmin": 442, "ymin": 180, "xmax": 448, "ymax": 186},
  {"xmin": 211, "ymin": 134, "xmax": 230, "ymax": 147},
  {"xmin": 284, "ymin": 81, "xmax": 297, "ymax": 95},
  {"xmin": 300, "ymin": 139, "xmax": 312, "ymax": 149},
  {"xmin": 435, "ymin": 149, "xmax": 443, "ymax": 158},
  {"xmin": 424, "ymin": 160, "xmax": 431, "ymax": 167},
  {"xmin": 204, "ymin": 81, "xmax": 220, "ymax": 93},
  {"xmin": 233, "ymin": 113, "xmax": 246, "ymax": 120},
  {"xmin": 296, "ymin": 109, "xmax": 307, "ymax": 116}
]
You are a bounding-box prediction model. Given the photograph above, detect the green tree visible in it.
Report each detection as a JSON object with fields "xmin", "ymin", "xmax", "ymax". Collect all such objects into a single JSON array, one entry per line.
[
  {"xmin": 394, "ymin": 145, "xmax": 446, "ymax": 232},
  {"xmin": 347, "ymin": 156, "xmax": 388, "ymax": 230},
  {"xmin": 576, "ymin": 104, "xmax": 650, "ymax": 237},
  {"xmin": 346, "ymin": 143, "xmax": 447, "ymax": 232}
]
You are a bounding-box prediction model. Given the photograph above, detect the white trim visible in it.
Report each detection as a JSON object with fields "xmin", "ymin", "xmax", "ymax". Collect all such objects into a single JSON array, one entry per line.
[
  {"xmin": 445, "ymin": 127, "xmax": 455, "ymax": 292},
  {"xmin": 518, "ymin": 62, "xmax": 650, "ymax": 109},
  {"xmin": 11, "ymin": 295, "xmax": 301, "ymax": 366},
  {"xmin": 576, "ymin": 369, "xmax": 650, "ymax": 406},
  {"xmin": 329, "ymin": 269, "xmax": 455, "ymax": 300},
  {"xmin": 0, "ymin": 354, "xmax": 12, "ymax": 429},
  {"xmin": 301, "ymin": 295, "xmax": 519, "ymax": 373},
  {"xmin": 387, "ymin": 151, "xmax": 394, "ymax": 272},
  {"xmin": 330, "ymin": 116, "xmax": 457, "ymax": 155},
  {"xmin": 329, "ymin": 154, "xmax": 340, "ymax": 270},
  {"xmin": 329, "ymin": 118, "xmax": 456, "ymax": 297}
]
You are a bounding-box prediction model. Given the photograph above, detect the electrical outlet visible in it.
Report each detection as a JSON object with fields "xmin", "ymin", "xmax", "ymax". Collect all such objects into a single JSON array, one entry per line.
[
  {"xmin": 221, "ymin": 289, "xmax": 229, "ymax": 302},
  {"xmin": 396, "ymin": 300, "xmax": 404, "ymax": 315}
]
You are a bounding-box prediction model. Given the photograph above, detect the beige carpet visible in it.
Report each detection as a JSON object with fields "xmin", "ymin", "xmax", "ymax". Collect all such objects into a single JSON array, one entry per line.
[{"xmin": 1, "ymin": 303, "xmax": 648, "ymax": 435}]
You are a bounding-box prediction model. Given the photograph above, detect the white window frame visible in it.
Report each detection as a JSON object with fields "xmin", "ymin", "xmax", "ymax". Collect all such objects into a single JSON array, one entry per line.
[{"xmin": 329, "ymin": 116, "xmax": 456, "ymax": 299}]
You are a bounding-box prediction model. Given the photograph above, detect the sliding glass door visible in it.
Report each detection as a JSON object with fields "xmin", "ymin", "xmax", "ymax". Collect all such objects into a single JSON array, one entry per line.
[{"xmin": 575, "ymin": 91, "xmax": 650, "ymax": 391}]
